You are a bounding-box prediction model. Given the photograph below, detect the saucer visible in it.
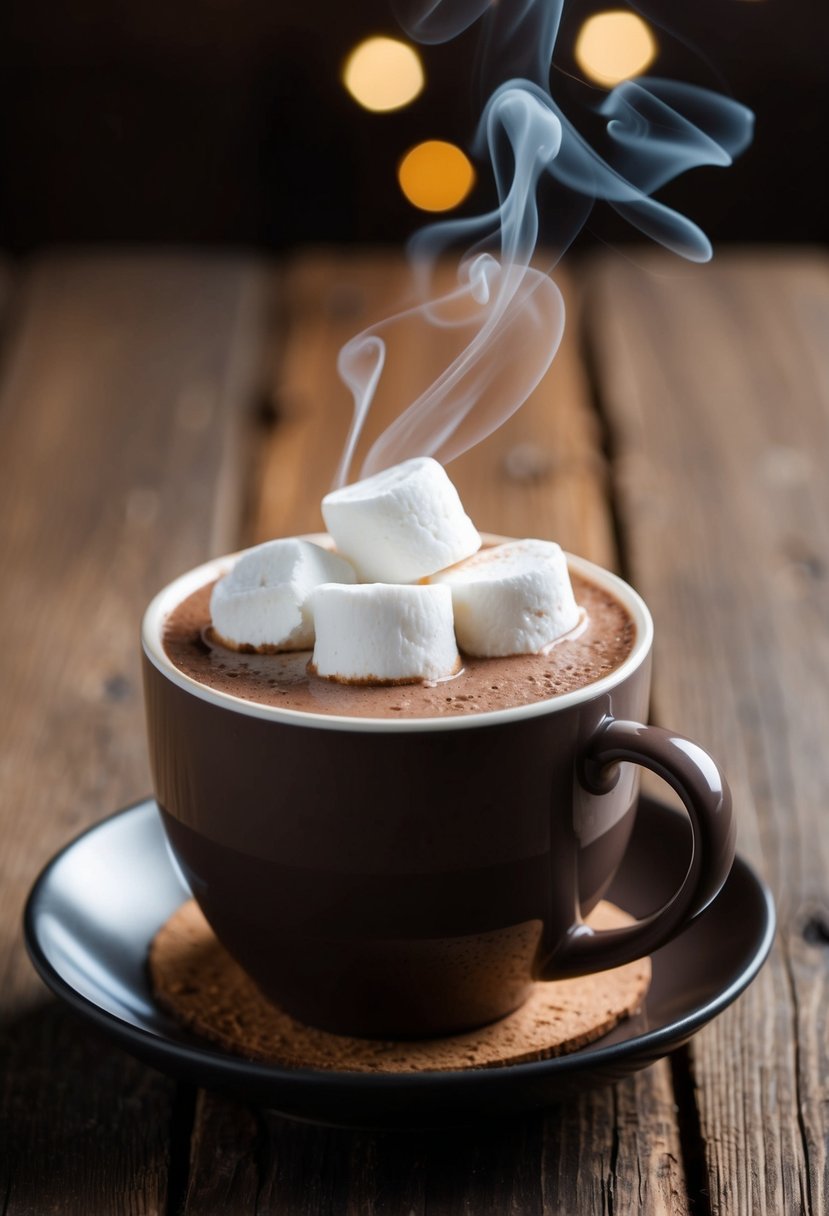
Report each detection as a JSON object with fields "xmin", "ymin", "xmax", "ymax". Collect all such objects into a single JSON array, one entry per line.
[{"xmin": 24, "ymin": 796, "xmax": 774, "ymax": 1127}]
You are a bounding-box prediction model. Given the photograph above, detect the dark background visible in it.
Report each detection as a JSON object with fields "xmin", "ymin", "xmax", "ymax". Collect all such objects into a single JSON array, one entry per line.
[{"xmin": 0, "ymin": 0, "xmax": 825, "ymax": 254}]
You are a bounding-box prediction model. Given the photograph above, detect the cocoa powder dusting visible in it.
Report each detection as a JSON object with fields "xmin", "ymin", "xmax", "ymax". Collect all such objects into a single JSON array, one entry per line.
[{"xmin": 162, "ymin": 572, "xmax": 635, "ymax": 719}]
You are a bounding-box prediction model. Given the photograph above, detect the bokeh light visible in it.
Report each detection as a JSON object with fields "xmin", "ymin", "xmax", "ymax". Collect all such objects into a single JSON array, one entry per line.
[
  {"xmin": 574, "ymin": 11, "xmax": 658, "ymax": 87},
  {"xmin": 398, "ymin": 141, "xmax": 476, "ymax": 212},
  {"xmin": 343, "ymin": 36, "xmax": 425, "ymax": 112}
]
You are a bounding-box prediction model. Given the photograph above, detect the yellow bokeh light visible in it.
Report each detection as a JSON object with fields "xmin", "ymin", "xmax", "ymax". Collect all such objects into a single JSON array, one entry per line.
[
  {"xmin": 574, "ymin": 11, "xmax": 658, "ymax": 87},
  {"xmin": 343, "ymin": 36, "xmax": 425, "ymax": 112},
  {"xmin": 398, "ymin": 141, "xmax": 476, "ymax": 212}
]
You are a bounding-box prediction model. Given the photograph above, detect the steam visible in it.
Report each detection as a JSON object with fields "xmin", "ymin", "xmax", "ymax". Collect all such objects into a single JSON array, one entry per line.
[{"xmin": 334, "ymin": 0, "xmax": 753, "ymax": 487}]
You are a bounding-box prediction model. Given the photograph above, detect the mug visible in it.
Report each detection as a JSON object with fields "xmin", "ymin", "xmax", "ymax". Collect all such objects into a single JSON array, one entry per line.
[{"xmin": 142, "ymin": 549, "xmax": 734, "ymax": 1038}]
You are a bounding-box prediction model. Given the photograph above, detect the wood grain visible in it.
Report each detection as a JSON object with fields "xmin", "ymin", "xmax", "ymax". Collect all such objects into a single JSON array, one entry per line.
[
  {"xmin": 0, "ymin": 251, "xmax": 272, "ymax": 1213},
  {"xmin": 589, "ymin": 249, "xmax": 829, "ymax": 1215}
]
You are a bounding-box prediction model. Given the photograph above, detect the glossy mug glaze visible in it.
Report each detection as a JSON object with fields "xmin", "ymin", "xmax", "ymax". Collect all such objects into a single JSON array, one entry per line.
[{"xmin": 142, "ymin": 550, "xmax": 735, "ymax": 1038}]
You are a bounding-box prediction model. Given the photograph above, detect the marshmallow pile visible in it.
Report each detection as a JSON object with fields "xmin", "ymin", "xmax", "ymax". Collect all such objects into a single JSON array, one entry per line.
[{"xmin": 209, "ymin": 456, "xmax": 581, "ymax": 684}]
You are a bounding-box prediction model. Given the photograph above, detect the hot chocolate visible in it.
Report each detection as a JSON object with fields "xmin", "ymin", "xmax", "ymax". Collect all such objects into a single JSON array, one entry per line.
[
  {"xmin": 143, "ymin": 546, "xmax": 735, "ymax": 1037},
  {"xmin": 163, "ymin": 568, "xmax": 635, "ymax": 720}
]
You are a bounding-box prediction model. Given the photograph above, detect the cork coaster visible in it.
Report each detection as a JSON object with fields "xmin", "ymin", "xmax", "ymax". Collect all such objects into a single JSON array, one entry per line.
[{"xmin": 149, "ymin": 901, "xmax": 650, "ymax": 1073}]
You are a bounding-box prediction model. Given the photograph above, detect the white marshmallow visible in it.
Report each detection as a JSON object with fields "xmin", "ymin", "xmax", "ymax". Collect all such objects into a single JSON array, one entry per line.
[
  {"xmin": 428, "ymin": 539, "xmax": 581, "ymax": 657},
  {"xmin": 310, "ymin": 583, "xmax": 461, "ymax": 684},
  {"xmin": 321, "ymin": 457, "xmax": 481, "ymax": 583},
  {"xmin": 210, "ymin": 539, "xmax": 356, "ymax": 651}
]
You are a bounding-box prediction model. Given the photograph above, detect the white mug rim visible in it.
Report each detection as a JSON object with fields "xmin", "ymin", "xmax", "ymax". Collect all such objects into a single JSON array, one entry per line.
[{"xmin": 142, "ymin": 537, "xmax": 654, "ymax": 734}]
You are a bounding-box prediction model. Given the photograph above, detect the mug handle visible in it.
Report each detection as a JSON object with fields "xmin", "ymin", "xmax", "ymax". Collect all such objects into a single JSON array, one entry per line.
[{"xmin": 543, "ymin": 718, "xmax": 735, "ymax": 979}]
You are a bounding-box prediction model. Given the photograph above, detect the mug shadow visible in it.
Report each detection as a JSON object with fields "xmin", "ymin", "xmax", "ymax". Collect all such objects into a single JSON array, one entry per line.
[
  {"xmin": 185, "ymin": 1081, "xmax": 640, "ymax": 1212},
  {"xmin": 1, "ymin": 995, "xmax": 649, "ymax": 1211}
]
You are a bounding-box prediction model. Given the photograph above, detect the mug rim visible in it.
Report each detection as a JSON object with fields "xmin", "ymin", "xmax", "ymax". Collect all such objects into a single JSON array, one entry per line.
[{"xmin": 142, "ymin": 538, "xmax": 654, "ymax": 734}]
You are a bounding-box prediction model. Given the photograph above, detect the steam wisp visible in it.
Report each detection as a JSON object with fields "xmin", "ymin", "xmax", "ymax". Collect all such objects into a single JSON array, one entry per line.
[{"xmin": 334, "ymin": 0, "xmax": 754, "ymax": 487}]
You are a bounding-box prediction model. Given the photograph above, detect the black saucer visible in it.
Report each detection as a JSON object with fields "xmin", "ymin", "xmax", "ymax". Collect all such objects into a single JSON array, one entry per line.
[{"xmin": 24, "ymin": 796, "xmax": 774, "ymax": 1127}]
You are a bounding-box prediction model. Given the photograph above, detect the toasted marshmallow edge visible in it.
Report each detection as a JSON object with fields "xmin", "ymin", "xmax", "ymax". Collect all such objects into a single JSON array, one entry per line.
[
  {"xmin": 428, "ymin": 539, "xmax": 582, "ymax": 657},
  {"xmin": 321, "ymin": 456, "xmax": 481, "ymax": 583},
  {"xmin": 210, "ymin": 538, "xmax": 356, "ymax": 652},
  {"xmin": 309, "ymin": 582, "xmax": 461, "ymax": 684}
]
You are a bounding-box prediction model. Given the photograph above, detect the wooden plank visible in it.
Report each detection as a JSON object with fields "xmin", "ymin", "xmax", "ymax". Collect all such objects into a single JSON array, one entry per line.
[
  {"xmin": 542, "ymin": 1063, "xmax": 690, "ymax": 1215},
  {"xmin": 176, "ymin": 249, "xmax": 687, "ymax": 1216},
  {"xmin": 184, "ymin": 1063, "xmax": 685, "ymax": 1215},
  {"xmin": 588, "ymin": 249, "xmax": 829, "ymax": 1215},
  {"xmin": 0, "ymin": 251, "xmax": 272, "ymax": 1214}
]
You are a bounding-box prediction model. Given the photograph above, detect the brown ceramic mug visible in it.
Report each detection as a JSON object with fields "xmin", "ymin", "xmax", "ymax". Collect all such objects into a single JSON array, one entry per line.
[{"xmin": 142, "ymin": 549, "xmax": 734, "ymax": 1038}]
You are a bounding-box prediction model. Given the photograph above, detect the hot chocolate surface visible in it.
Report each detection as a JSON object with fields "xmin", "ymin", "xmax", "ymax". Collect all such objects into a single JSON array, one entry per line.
[{"xmin": 162, "ymin": 571, "xmax": 635, "ymax": 719}]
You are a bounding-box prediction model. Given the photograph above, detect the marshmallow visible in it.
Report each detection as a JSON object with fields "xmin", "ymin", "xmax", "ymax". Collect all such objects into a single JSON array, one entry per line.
[
  {"xmin": 309, "ymin": 583, "xmax": 461, "ymax": 684},
  {"xmin": 210, "ymin": 539, "xmax": 356, "ymax": 651},
  {"xmin": 428, "ymin": 540, "xmax": 581, "ymax": 657},
  {"xmin": 321, "ymin": 457, "xmax": 481, "ymax": 583}
]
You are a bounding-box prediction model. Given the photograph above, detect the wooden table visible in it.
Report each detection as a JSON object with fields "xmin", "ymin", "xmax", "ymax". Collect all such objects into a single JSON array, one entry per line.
[{"xmin": 1, "ymin": 247, "xmax": 827, "ymax": 1213}]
